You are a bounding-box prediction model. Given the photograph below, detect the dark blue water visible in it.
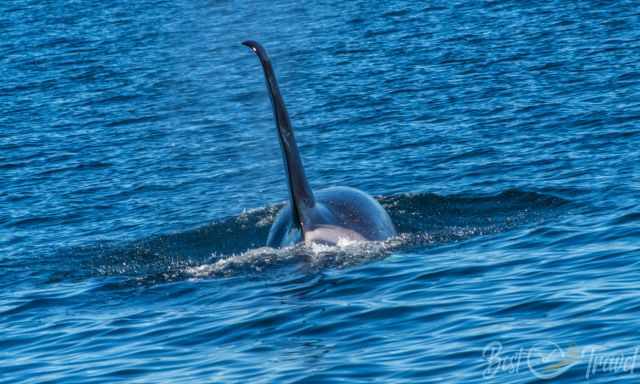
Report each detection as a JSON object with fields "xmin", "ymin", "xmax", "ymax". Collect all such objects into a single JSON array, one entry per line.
[{"xmin": 2, "ymin": 0, "xmax": 640, "ymax": 382}]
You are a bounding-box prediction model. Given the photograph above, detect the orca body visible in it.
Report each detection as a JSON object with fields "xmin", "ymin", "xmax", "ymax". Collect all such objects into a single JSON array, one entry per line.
[{"xmin": 242, "ymin": 40, "xmax": 396, "ymax": 247}]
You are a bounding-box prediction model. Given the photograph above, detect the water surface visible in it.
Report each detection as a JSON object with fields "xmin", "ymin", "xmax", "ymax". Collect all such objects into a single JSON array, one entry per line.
[{"xmin": 2, "ymin": 0, "xmax": 640, "ymax": 382}]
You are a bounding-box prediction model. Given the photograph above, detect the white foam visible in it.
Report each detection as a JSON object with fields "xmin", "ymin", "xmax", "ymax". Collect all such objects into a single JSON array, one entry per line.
[{"xmin": 184, "ymin": 235, "xmax": 409, "ymax": 278}]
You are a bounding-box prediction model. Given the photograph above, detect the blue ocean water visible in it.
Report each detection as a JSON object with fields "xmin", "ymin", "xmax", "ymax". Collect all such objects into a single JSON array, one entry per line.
[{"xmin": 1, "ymin": 0, "xmax": 640, "ymax": 382}]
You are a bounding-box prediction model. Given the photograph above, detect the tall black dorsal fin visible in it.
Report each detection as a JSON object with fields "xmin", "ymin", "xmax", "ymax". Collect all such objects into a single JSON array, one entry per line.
[{"xmin": 242, "ymin": 40, "xmax": 315, "ymax": 231}]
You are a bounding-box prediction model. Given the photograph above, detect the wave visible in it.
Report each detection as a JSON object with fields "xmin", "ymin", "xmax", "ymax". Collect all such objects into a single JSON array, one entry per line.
[{"xmin": 54, "ymin": 189, "xmax": 569, "ymax": 283}]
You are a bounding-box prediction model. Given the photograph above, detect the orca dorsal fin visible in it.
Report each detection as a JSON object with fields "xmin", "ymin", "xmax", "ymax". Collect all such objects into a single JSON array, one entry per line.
[{"xmin": 243, "ymin": 40, "xmax": 315, "ymax": 231}]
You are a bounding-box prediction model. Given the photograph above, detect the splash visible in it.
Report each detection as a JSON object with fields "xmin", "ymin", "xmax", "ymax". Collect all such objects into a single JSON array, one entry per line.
[{"xmin": 186, "ymin": 237, "xmax": 400, "ymax": 278}]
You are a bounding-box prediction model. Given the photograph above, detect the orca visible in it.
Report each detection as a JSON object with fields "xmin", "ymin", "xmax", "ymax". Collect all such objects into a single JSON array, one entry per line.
[{"xmin": 242, "ymin": 40, "xmax": 396, "ymax": 247}]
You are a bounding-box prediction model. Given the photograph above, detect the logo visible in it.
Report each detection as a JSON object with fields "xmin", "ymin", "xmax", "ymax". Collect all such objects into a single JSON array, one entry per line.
[
  {"xmin": 527, "ymin": 341, "xmax": 579, "ymax": 379},
  {"xmin": 482, "ymin": 341, "xmax": 640, "ymax": 380}
]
